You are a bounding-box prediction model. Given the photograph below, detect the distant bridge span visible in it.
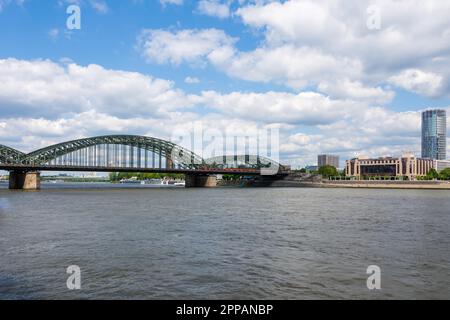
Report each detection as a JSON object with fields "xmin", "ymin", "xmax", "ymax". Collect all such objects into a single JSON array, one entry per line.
[{"xmin": 0, "ymin": 135, "xmax": 285, "ymax": 189}]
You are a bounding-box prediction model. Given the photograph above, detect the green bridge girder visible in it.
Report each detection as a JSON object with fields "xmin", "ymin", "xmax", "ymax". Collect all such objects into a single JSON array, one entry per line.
[
  {"xmin": 204, "ymin": 154, "xmax": 281, "ymax": 169},
  {"xmin": 2, "ymin": 135, "xmax": 204, "ymax": 169},
  {"xmin": 0, "ymin": 135, "xmax": 281, "ymax": 171},
  {"xmin": 0, "ymin": 144, "xmax": 26, "ymax": 165}
]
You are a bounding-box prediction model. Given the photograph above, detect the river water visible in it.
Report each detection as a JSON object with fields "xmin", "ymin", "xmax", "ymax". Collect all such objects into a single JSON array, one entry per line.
[{"xmin": 0, "ymin": 182, "xmax": 449, "ymax": 299}]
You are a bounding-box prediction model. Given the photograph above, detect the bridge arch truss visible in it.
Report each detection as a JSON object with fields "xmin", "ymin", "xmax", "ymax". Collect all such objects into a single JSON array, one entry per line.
[
  {"xmin": 0, "ymin": 145, "xmax": 25, "ymax": 165},
  {"xmin": 18, "ymin": 135, "xmax": 204, "ymax": 170}
]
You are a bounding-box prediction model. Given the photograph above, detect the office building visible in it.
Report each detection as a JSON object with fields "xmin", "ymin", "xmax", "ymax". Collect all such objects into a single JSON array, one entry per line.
[
  {"xmin": 346, "ymin": 153, "xmax": 434, "ymax": 180},
  {"xmin": 422, "ymin": 109, "xmax": 446, "ymax": 160},
  {"xmin": 434, "ymin": 160, "xmax": 450, "ymax": 172},
  {"xmin": 318, "ymin": 154, "xmax": 340, "ymax": 168}
]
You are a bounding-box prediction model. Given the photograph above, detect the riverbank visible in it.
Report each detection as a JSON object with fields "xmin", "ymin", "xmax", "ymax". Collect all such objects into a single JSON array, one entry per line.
[
  {"xmin": 240, "ymin": 174, "xmax": 450, "ymax": 189},
  {"xmin": 321, "ymin": 180, "xmax": 450, "ymax": 190},
  {"xmin": 264, "ymin": 179, "xmax": 450, "ymax": 189}
]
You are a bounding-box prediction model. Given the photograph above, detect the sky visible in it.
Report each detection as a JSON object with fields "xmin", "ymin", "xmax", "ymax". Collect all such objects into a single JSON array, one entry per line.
[{"xmin": 1, "ymin": 0, "xmax": 450, "ymax": 168}]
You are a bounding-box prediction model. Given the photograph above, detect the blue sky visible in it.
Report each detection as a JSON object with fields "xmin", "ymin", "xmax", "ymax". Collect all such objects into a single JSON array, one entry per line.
[
  {"xmin": 0, "ymin": 0, "xmax": 269, "ymax": 93},
  {"xmin": 1, "ymin": 0, "xmax": 450, "ymax": 167}
]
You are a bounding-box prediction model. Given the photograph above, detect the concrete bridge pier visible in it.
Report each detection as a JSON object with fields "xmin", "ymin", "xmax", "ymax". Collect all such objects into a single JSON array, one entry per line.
[
  {"xmin": 166, "ymin": 157, "xmax": 174, "ymax": 170},
  {"xmin": 185, "ymin": 174, "xmax": 217, "ymax": 188},
  {"xmin": 9, "ymin": 171, "xmax": 41, "ymax": 190}
]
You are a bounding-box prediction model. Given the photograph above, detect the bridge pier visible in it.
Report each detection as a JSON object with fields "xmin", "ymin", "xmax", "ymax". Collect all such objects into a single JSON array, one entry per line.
[
  {"xmin": 166, "ymin": 157, "xmax": 174, "ymax": 169},
  {"xmin": 9, "ymin": 171, "xmax": 41, "ymax": 190},
  {"xmin": 185, "ymin": 174, "xmax": 217, "ymax": 188}
]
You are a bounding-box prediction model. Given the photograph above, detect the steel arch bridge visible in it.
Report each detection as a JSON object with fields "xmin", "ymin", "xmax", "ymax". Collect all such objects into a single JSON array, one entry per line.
[
  {"xmin": 18, "ymin": 135, "xmax": 204, "ymax": 169},
  {"xmin": 1, "ymin": 135, "xmax": 289, "ymax": 190},
  {"xmin": 0, "ymin": 135, "xmax": 283, "ymax": 174},
  {"xmin": 1, "ymin": 135, "xmax": 203, "ymax": 170}
]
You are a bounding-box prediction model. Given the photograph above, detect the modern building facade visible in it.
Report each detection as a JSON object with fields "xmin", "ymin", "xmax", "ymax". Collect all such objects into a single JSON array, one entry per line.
[
  {"xmin": 346, "ymin": 154, "xmax": 434, "ymax": 180},
  {"xmin": 318, "ymin": 154, "xmax": 340, "ymax": 168},
  {"xmin": 435, "ymin": 160, "xmax": 450, "ymax": 172},
  {"xmin": 422, "ymin": 109, "xmax": 447, "ymax": 160}
]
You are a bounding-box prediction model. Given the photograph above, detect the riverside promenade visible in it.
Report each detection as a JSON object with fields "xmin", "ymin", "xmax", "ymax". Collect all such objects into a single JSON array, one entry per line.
[
  {"xmin": 240, "ymin": 173, "xmax": 450, "ymax": 189},
  {"xmin": 321, "ymin": 180, "xmax": 450, "ymax": 190}
]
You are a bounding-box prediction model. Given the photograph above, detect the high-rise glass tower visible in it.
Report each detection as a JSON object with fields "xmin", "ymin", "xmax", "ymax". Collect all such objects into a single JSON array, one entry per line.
[{"xmin": 422, "ymin": 109, "xmax": 447, "ymax": 160}]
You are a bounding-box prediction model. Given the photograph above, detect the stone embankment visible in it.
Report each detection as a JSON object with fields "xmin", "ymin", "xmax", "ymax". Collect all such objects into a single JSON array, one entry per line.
[{"xmin": 322, "ymin": 180, "xmax": 450, "ymax": 190}]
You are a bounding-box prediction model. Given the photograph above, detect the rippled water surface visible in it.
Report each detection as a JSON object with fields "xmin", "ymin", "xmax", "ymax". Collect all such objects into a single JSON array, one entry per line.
[{"xmin": 1, "ymin": 183, "xmax": 449, "ymax": 299}]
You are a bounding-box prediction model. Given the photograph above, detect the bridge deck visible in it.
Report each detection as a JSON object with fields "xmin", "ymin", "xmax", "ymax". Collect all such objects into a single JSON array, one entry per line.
[{"xmin": 0, "ymin": 164, "xmax": 262, "ymax": 176}]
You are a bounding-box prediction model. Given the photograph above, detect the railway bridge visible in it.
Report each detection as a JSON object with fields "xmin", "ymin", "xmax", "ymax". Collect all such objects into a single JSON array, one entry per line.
[{"xmin": 0, "ymin": 135, "xmax": 286, "ymax": 190}]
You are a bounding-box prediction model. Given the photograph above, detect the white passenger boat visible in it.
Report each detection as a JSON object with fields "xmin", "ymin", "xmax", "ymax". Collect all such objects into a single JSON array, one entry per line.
[{"xmin": 120, "ymin": 177, "xmax": 141, "ymax": 184}]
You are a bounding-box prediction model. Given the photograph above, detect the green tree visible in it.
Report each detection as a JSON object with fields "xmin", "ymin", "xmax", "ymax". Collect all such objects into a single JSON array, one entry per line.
[
  {"xmin": 108, "ymin": 172, "xmax": 185, "ymax": 182},
  {"xmin": 222, "ymin": 174, "xmax": 241, "ymax": 181},
  {"xmin": 318, "ymin": 165, "xmax": 338, "ymax": 179},
  {"xmin": 439, "ymin": 168, "xmax": 450, "ymax": 180},
  {"xmin": 426, "ymin": 168, "xmax": 440, "ymax": 180}
]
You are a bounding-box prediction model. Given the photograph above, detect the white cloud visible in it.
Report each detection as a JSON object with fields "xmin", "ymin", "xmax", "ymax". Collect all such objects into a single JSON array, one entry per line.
[
  {"xmin": 0, "ymin": 0, "xmax": 24, "ymax": 11},
  {"xmin": 280, "ymin": 108, "xmax": 432, "ymax": 167},
  {"xmin": 57, "ymin": 0, "xmax": 109, "ymax": 13},
  {"xmin": 234, "ymin": 0, "xmax": 450, "ymax": 97},
  {"xmin": 317, "ymin": 79, "xmax": 394, "ymax": 104},
  {"xmin": 184, "ymin": 76, "xmax": 200, "ymax": 84},
  {"xmin": 0, "ymin": 58, "xmax": 196, "ymax": 118},
  {"xmin": 136, "ymin": 28, "xmax": 398, "ymax": 104},
  {"xmin": 209, "ymin": 45, "xmax": 363, "ymax": 91},
  {"xmin": 197, "ymin": 0, "xmax": 231, "ymax": 19},
  {"xmin": 237, "ymin": 0, "xmax": 347, "ymax": 46},
  {"xmin": 160, "ymin": 0, "xmax": 183, "ymax": 6},
  {"xmin": 0, "ymin": 111, "xmax": 178, "ymax": 151},
  {"xmin": 135, "ymin": 28, "xmax": 394, "ymax": 103},
  {"xmin": 199, "ymin": 90, "xmax": 361, "ymax": 125},
  {"xmin": 388, "ymin": 69, "xmax": 444, "ymax": 98},
  {"xmin": 89, "ymin": 0, "xmax": 108, "ymax": 14},
  {"xmin": 137, "ymin": 1, "xmax": 450, "ymax": 99},
  {"xmin": 1, "ymin": 58, "xmax": 447, "ymax": 167},
  {"xmin": 48, "ymin": 28, "xmax": 60, "ymax": 39},
  {"xmin": 0, "ymin": 58, "xmax": 365, "ymax": 127},
  {"xmin": 137, "ymin": 29, "xmax": 236, "ymax": 66}
]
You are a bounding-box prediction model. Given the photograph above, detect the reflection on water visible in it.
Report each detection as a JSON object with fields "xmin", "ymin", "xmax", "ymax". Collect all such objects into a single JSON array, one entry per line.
[{"xmin": 0, "ymin": 183, "xmax": 449, "ymax": 299}]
